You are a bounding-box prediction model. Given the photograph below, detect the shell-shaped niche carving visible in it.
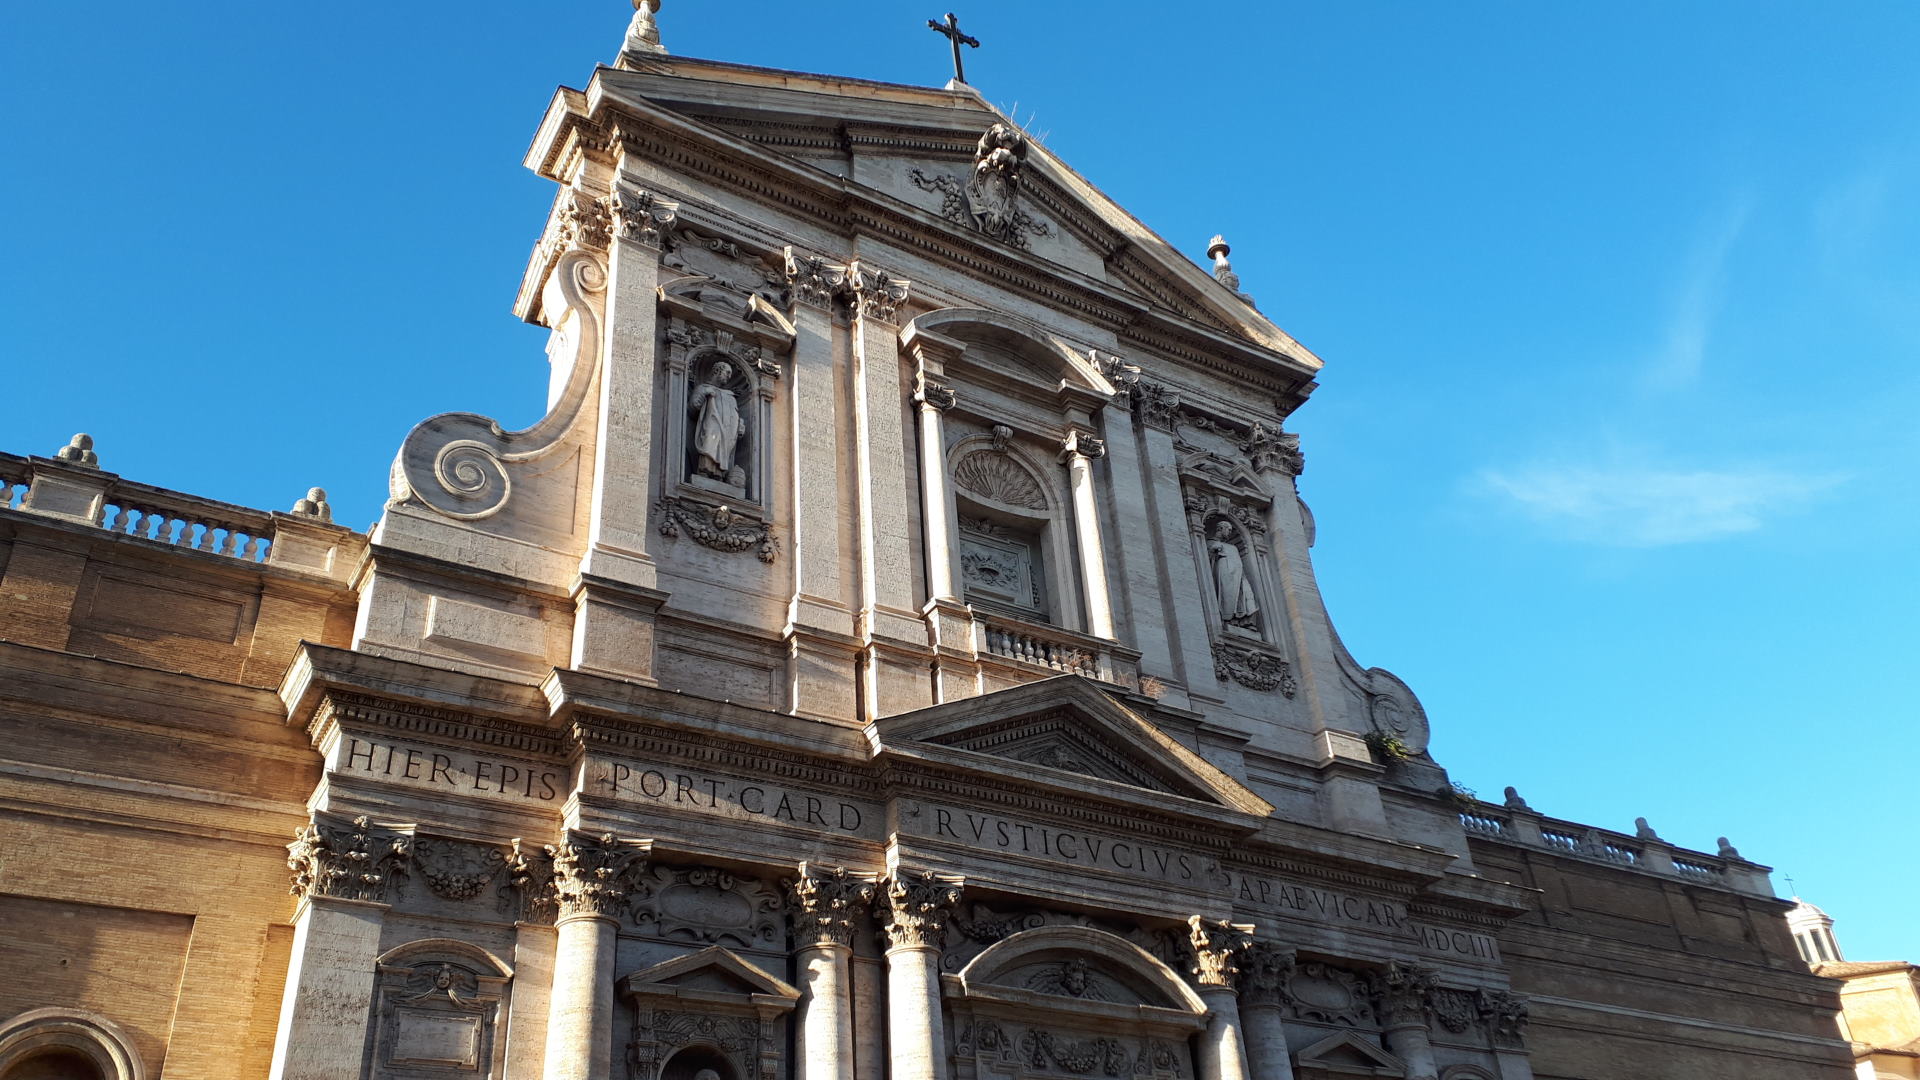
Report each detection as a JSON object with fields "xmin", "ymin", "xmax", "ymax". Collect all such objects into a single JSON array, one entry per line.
[{"xmin": 953, "ymin": 450, "xmax": 1046, "ymax": 510}]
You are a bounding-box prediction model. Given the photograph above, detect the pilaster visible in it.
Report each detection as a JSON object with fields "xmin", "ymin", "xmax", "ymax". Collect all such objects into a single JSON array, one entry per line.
[
  {"xmin": 578, "ymin": 185, "xmax": 675, "ymax": 591},
  {"xmin": 270, "ymin": 815, "xmax": 413, "ymax": 1080},
  {"xmin": 1060, "ymin": 429, "xmax": 1115, "ymax": 639}
]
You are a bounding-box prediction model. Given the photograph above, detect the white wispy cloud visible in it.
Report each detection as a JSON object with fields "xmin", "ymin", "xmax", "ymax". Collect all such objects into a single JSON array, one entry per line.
[
  {"xmin": 1476, "ymin": 460, "xmax": 1842, "ymax": 546},
  {"xmin": 1639, "ymin": 194, "xmax": 1756, "ymax": 393}
]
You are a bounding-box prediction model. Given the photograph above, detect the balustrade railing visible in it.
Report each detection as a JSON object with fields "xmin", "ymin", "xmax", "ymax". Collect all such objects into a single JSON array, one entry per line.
[
  {"xmin": 982, "ymin": 622, "xmax": 1098, "ymax": 677},
  {"xmin": 0, "ymin": 452, "xmax": 356, "ymax": 578},
  {"xmin": 101, "ymin": 487, "xmax": 273, "ymax": 563},
  {"xmin": 1465, "ymin": 796, "xmax": 1765, "ymax": 895},
  {"xmin": 0, "ymin": 454, "xmax": 27, "ymax": 510}
]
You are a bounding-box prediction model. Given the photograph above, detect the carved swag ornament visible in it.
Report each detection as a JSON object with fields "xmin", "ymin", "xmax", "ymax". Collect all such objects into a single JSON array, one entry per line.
[
  {"xmin": 1211, "ymin": 641, "xmax": 1296, "ymax": 697},
  {"xmin": 656, "ymin": 497, "xmax": 778, "ymax": 562}
]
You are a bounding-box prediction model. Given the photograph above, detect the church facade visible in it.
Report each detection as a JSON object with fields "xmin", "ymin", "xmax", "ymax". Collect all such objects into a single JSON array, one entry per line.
[{"xmin": 0, "ymin": 14, "xmax": 1852, "ymax": 1080}]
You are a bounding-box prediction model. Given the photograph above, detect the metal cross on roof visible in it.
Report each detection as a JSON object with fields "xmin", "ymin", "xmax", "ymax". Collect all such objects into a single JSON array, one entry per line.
[{"xmin": 927, "ymin": 12, "xmax": 980, "ymax": 85}]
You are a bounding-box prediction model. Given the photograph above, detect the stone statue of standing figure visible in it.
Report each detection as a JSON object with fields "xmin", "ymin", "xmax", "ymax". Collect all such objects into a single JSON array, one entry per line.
[
  {"xmin": 689, "ymin": 361, "xmax": 745, "ymax": 487},
  {"xmin": 1208, "ymin": 519, "xmax": 1260, "ymax": 630}
]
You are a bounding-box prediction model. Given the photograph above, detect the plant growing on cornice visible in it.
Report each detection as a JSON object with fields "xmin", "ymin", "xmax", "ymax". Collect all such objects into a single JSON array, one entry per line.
[
  {"xmin": 1444, "ymin": 781, "xmax": 1479, "ymax": 811},
  {"xmin": 1363, "ymin": 730, "xmax": 1412, "ymax": 766}
]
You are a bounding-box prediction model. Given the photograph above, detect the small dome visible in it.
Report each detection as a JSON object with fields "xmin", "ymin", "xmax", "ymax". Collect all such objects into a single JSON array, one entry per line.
[{"xmin": 1787, "ymin": 899, "xmax": 1833, "ymax": 928}]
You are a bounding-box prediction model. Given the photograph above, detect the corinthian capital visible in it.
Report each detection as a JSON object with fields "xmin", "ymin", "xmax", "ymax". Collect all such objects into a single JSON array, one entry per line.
[
  {"xmin": 783, "ymin": 246, "xmax": 849, "ymax": 309},
  {"xmin": 879, "ymin": 869, "xmax": 963, "ymax": 950},
  {"xmin": 548, "ymin": 831, "xmax": 650, "ymax": 920},
  {"xmin": 287, "ymin": 814, "xmax": 412, "ymax": 904},
  {"xmin": 605, "ymin": 187, "xmax": 678, "ymax": 248},
  {"xmin": 1239, "ymin": 940, "xmax": 1297, "ymax": 1007},
  {"xmin": 846, "ymin": 261, "xmax": 911, "ymax": 323},
  {"xmin": 1374, "ymin": 961, "xmax": 1439, "ymax": 1026},
  {"xmin": 786, "ymin": 863, "xmax": 879, "ymax": 948},
  {"xmin": 1479, "ymin": 989, "xmax": 1529, "ymax": 1048},
  {"xmin": 1188, "ymin": 916, "xmax": 1255, "ymax": 989}
]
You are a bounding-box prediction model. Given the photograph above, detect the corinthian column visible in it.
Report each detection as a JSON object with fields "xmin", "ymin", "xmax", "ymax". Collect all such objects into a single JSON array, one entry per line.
[
  {"xmin": 1060, "ymin": 429, "xmax": 1115, "ymax": 638},
  {"xmin": 880, "ymin": 870, "xmax": 963, "ymax": 1080},
  {"xmin": 787, "ymin": 864, "xmax": 879, "ymax": 1080},
  {"xmin": 1375, "ymin": 963, "xmax": 1440, "ymax": 1080},
  {"xmin": 1189, "ymin": 917, "xmax": 1255, "ymax": 1080},
  {"xmin": 1238, "ymin": 941, "xmax": 1297, "ymax": 1080},
  {"xmin": 542, "ymin": 832, "xmax": 650, "ymax": 1080}
]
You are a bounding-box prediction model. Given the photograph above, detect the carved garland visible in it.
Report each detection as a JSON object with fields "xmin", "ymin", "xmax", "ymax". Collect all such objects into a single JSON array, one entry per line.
[
  {"xmin": 1211, "ymin": 641, "xmax": 1296, "ymax": 697},
  {"xmin": 656, "ymin": 497, "xmax": 779, "ymax": 562}
]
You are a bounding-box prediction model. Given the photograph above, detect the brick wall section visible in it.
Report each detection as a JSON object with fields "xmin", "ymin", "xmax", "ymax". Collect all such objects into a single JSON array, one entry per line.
[{"xmin": 0, "ymin": 513, "xmax": 336, "ymax": 1076}]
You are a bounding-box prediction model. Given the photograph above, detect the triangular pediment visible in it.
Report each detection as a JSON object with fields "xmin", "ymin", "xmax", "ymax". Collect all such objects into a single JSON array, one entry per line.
[
  {"xmin": 561, "ymin": 58, "xmax": 1322, "ymax": 374},
  {"xmin": 1295, "ymin": 1031, "xmax": 1405, "ymax": 1077},
  {"xmin": 617, "ymin": 945, "xmax": 799, "ymax": 1006},
  {"xmin": 871, "ymin": 676, "xmax": 1271, "ymax": 819}
]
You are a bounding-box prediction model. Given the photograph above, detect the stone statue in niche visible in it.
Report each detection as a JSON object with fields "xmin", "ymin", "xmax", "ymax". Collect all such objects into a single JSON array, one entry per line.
[
  {"xmin": 1207, "ymin": 519, "xmax": 1260, "ymax": 631},
  {"xmin": 689, "ymin": 360, "xmax": 747, "ymax": 491}
]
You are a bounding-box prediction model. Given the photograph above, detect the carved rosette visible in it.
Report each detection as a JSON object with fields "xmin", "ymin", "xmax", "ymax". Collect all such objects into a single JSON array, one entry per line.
[
  {"xmin": 846, "ymin": 262, "xmax": 911, "ymax": 323},
  {"xmin": 786, "ymin": 864, "xmax": 878, "ymax": 948},
  {"xmin": 655, "ymin": 497, "xmax": 778, "ymax": 562},
  {"xmin": 1478, "ymin": 989, "xmax": 1529, "ymax": 1049},
  {"xmin": 287, "ymin": 814, "xmax": 412, "ymax": 904},
  {"xmin": 879, "ymin": 870, "xmax": 963, "ymax": 951},
  {"xmin": 548, "ymin": 832, "xmax": 650, "ymax": 921},
  {"xmin": 1372, "ymin": 962, "xmax": 1438, "ymax": 1029},
  {"xmin": 782, "ymin": 247, "xmax": 849, "ymax": 309},
  {"xmin": 1239, "ymin": 940, "xmax": 1296, "ymax": 1008},
  {"xmin": 1211, "ymin": 641, "xmax": 1296, "ymax": 697},
  {"xmin": 606, "ymin": 188, "xmax": 678, "ymax": 248},
  {"xmin": 1187, "ymin": 916, "xmax": 1254, "ymax": 990}
]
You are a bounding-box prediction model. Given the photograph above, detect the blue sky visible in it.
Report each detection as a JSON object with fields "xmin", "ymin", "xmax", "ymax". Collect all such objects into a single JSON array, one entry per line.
[{"xmin": 4, "ymin": 3, "xmax": 1915, "ymax": 958}]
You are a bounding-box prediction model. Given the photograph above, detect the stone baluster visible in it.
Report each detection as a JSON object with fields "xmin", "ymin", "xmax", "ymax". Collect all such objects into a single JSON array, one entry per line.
[
  {"xmin": 1189, "ymin": 917, "xmax": 1255, "ymax": 1080},
  {"xmin": 541, "ymin": 832, "xmax": 650, "ymax": 1080},
  {"xmin": 1238, "ymin": 941, "xmax": 1298, "ymax": 1080},
  {"xmin": 788, "ymin": 864, "xmax": 879, "ymax": 1080},
  {"xmin": 270, "ymin": 815, "xmax": 413, "ymax": 1080},
  {"xmin": 880, "ymin": 870, "xmax": 963, "ymax": 1080},
  {"xmin": 1375, "ymin": 962, "xmax": 1440, "ymax": 1080},
  {"xmin": 1059, "ymin": 429, "xmax": 1114, "ymax": 639}
]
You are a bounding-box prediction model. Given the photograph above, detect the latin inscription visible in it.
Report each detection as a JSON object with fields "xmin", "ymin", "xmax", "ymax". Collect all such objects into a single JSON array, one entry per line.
[
  {"xmin": 587, "ymin": 755, "xmax": 875, "ymax": 837},
  {"xmin": 917, "ymin": 803, "xmax": 1205, "ymax": 884},
  {"xmin": 338, "ymin": 736, "xmax": 566, "ymax": 802},
  {"xmin": 1230, "ymin": 871, "xmax": 1501, "ymax": 964}
]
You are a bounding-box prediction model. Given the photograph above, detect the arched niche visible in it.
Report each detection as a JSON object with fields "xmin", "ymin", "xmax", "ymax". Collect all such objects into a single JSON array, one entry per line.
[
  {"xmin": 0, "ymin": 1010, "xmax": 143, "ymax": 1080},
  {"xmin": 618, "ymin": 946, "xmax": 799, "ymax": 1080},
  {"xmin": 367, "ymin": 939, "xmax": 514, "ymax": 1079},
  {"xmin": 948, "ymin": 927, "xmax": 1205, "ymax": 1080},
  {"xmin": 946, "ymin": 432, "xmax": 1082, "ymax": 629}
]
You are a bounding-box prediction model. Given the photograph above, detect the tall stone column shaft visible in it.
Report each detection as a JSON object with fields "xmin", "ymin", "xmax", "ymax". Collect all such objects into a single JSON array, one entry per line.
[
  {"xmin": 1061, "ymin": 431, "xmax": 1114, "ymax": 638},
  {"xmin": 1239, "ymin": 941, "xmax": 1297, "ymax": 1080},
  {"xmin": 788, "ymin": 865, "xmax": 878, "ymax": 1080},
  {"xmin": 540, "ymin": 833, "xmax": 649, "ymax": 1080},
  {"xmin": 881, "ymin": 871, "xmax": 963, "ymax": 1080},
  {"xmin": 1189, "ymin": 917, "xmax": 1255, "ymax": 1080},
  {"xmin": 270, "ymin": 815, "xmax": 411, "ymax": 1080},
  {"xmin": 1376, "ymin": 963, "xmax": 1440, "ymax": 1080}
]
